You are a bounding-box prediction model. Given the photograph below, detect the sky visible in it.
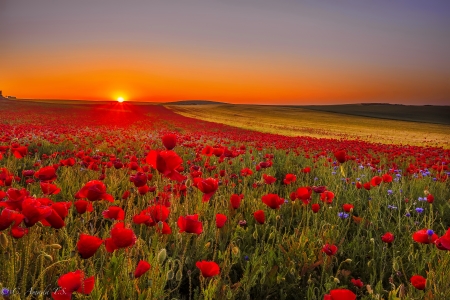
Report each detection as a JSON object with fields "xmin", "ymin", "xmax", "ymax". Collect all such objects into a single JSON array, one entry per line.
[{"xmin": 1, "ymin": 1, "xmax": 450, "ymax": 105}]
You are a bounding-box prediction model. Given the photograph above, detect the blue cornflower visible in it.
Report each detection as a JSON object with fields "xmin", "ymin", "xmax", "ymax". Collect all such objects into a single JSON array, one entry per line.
[
  {"xmin": 405, "ymin": 212, "xmax": 411, "ymax": 217},
  {"xmin": 388, "ymin": 205, "xmax": 397, "ymax": 210},
  {"xmin": 244, "ymin": 255, "xmax": 249, "ymax": 261},
  {"xmin": 427, "ymin": 229, "xmax": 434, "ymax": 236},
  {"xmin": 387, "ymin": 190, "xmax": 393, "ymax": 195},
  {"xmin": 338, "ymin": 212, "xmax": 349, "ymax": 219},
  {"xmin": 1, "ymin": 288, "xmax": 10, "ymax": 296},
  {"xmin": 415, "ymin": 207, "xmax": 424, "ymax": 214},
  {"xmin": 331, "ymin": 172, "xmax": 336, "ymax": 175}
]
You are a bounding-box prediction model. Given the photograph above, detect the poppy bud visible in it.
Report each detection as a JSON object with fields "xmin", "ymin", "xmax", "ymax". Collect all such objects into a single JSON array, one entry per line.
[
  {"xmin": 0, "ymin": 233, "xmax": 8, "ymax": 248},
  {"xmin": 157, "ymin": 248, "xmax": 167, "ymax": 264},
  {"xmin": 49, "ymin": 244, "xmax": 62, "ymax": 250}
]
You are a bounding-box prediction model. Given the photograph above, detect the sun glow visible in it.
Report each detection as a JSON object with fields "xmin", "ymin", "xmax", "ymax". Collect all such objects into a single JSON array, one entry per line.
[{"xmin": 117, "ymin": 97, "xmax": 125, "ymax": 103}]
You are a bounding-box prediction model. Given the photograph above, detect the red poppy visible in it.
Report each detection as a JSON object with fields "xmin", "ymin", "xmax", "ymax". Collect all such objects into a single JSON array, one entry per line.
[
  {"xmin": 216, "ymin": 214, "xmax": 227, "ymax": 228},
  {"xmin": 76, "ymin": 180, "xmax": 114, "ymax": 202},
  {"xmin": 381, "ymin": 232, "xmax": 395, "ymax": 244},
  {"xmin": 296, "ymin": 187, "xmax": 312, "ymax": 201},
  {"xmin": 105, "ymin": 222, "xmax": 136, "ymax": 252},
  {"xmin": 324, "ymin": 289, "xmax": 356, "ymax": 300},
  {"xmin": 410, "ymin": 275, "xmax": 426, "ymax": 290},
  {"xmin": 194, "ymin": 178, "xmax": 219, "ymax": 202},
  {"xmin": 283, "ymin": 174, "xmax": 296, "ymax": 185},
  {"xmin": 52, "ymin": 270, "xmax": 95, "ymax": 299},
  {"xmin": 4, "ymin": 188, "xmax": 30, "ymax": 210},
  {"xmin": 77, "ymin": 233, "xmax": 103, "ymax": 259},
  {"xmin": 413, "ymin": 229, "xmax": 438, "ymax": 244},
  {"xmin": 134, "ymin": 260, "xmax": 151, "ymax": 278},
  {"xmin": 426, "ymin": 194, "xmax": 434, "ymax": 203},
  {"xmin": 40, "ymin": 182, "xmax": 61, "ymax": 195},
  {"xmin": 363, "ymin": 182, "xmax": 371, "ymax": 190},
  {"xmin": 0, "ymin": 208, "xmax": 24, "ymax": 231},
  {"xmin": 44, "ymin": 201, "xmax": 71, "ymax": 229},
  {"xmin": 382, "ymin": 174, "xmax": 392, "ymax": 183},
  {"xmin": 436, "ymin": 228, "xmax": 450, "ymax": 250},
  {"xmin": 253, "ymin": 210, "xmax": 265, "ymax": 224},
  {"xmin": 240, "ymin": 168, "xmax": 253, "ymax": 176},
  {"xmin": 22, "ymin": 197, "xmax": 53, "ymax": 227},
  {"xmin": 195, "ymin": 261, "xmax": 220, "ymax": 278},
  {"xmin": 342, "ymin": 204, "xmax": 354, "ymax": 212},
  {"xmin": 311, "ymin": 203, "xmax": 320, "ymax": 213},
  {"xmin": 177, "ymin": 214, "xmax": 203, "ymax": 235},
  {"xmin": 312, "ymin": 186, "xmax": 327, "ymax": 194},
  {"xmin": 34, "ymin": 166, "xmax": 57, "ymax": 182},
  {"xmin": 320, "ymin": 191, "xmax": 334, "ymax": 204},
  {"xmin": 162, "ymin": 134, "xmax": 177, "ymax": 150},
  {"xmin": 263, "ymin": 174, "xmax": 276, "ymax": 184},
  {"xmin": 146, "ymin": 150, "xmax": 186, "ymax": 182},
  {"xmin": 351, "ymin": 278, "xmax": 364, "ymax": 288},
  {"xmin": 333, "ymin": 150, "xmax": 347, "ymax": 164},
  {"xmin": 370, "ymin": 176, "xmax": 382, "ymax": 187},
  {"xmin": 74, "ymin": 200, "xmax": 93, "ymax": 214},
  {"xmin": 156, "ymin": 221, "xmax": 172, "ymax": 234},
  {"xmin": 230, "ymin": 194, "xmax": 244, "ymax": 209},
  {"xmin": 146, "ymin": 204, "xmax": 170, "ymax": 222},
  {"xmin": 262, "ymin": 194, "xmax": 284, "ymax": 209},
  {"xmin": 102, "ymin": 206, "xmax": 125, "ymax": 220},
  {"xmin": 322, "ymin": 244, "xmax": 338, "ymax": 256},
  {"xmin": 130, "ymin": 172, "xmax": 148, "ymax": 187}
]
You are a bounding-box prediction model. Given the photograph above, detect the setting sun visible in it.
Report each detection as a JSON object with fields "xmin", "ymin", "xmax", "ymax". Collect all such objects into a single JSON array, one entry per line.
[{"xmin": 117, "ymin": 97, "xmax": 124, "ymax": 103}]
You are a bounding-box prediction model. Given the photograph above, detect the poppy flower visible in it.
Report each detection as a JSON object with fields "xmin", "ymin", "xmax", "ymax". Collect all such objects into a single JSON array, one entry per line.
[
  {"xmin": 322, "ymin": 244, "xmax": 338, "ymax": 256},
  {"xmin": 177, "ymin": 214, "xmax": 203, "ymax": 235},
  {"xmin": 240, "ymin": 168, "xmax": 253, "ymax": 176},
  {"xmin": 77, "ymin": 234, "xmax": 103, "ymax": 259},
  {"xmin": 102, "ymin": 206, "xmax": 125, "ymax": 220},
  {"xmin": 34, "ymin": 166, "xmax": 57, "ymax": 182},
  {"xmin": 52, "ymin": 270, "xmax": 95, "ymax": 299},
  {"xmin": 320, "ymin": 191, "xmax": 334, "ymax": 204},
  {"xmin": 130, "ymin": 172, "xmax": 148, "ymax": 187},
  {"xmin": 22, "ymin": 197, "xmax": 53, "ymax": 227},
  {"xmin": 156, "ymin": 221, "xmax": 172, "ymax": 234},
  {"xmin": 105, "ymin": 222, "xmax": 136, "ymax": 252},
  {"xmin": 410, "ymin": 275, "xmax": 426, "ymax": 290},
  {"xmin": 76, "ymin": 180, "xmax": 114, "ymax": 202},
  {"xmin": 351, "ymin": 278, "xmax": 364, "ymax": 288},
  {"xmin": 426, "ymin": 194, "xmax": 434, "ymax": 203},
  {"xmin": 370, "ymin": 176, "xmax": 382, "ymax": 187},
  {"xmin": 324, "ymin": 289, "xmax": 356, "ymax": 300},
  {"xmin": 436, "ymin": 228, "xmax": 450, "ymax": 250},
  {"xmin": 342, "ymin": 204, "xmax": 354, "ymax": 212},
  {"xmin": 311, "ymin": 203, "xmax": 320, "ymax": 213},
  {"xmin": 253, "ymin": 210, "xmax": 265, "ymax": 224},
  {"xmin": 382, "ymin": 174, "xmax": 392, "ymax": 183},
  {"xmin": 134, "ymin": 260, "xmax": 151, "ymax": 278},
  {"xmin": 296, "ymin": 187, "xmax": 312, "ymax": 201},
  {"xmin": 381, "ymin": 232, "xmax": 395, "ymax": 244},
  {"xmin": 312, "ymin": 186, "xmax": 327, "ymax": 194},
  {"xmin": 11, "ymin": 145, "xmax": 28, "ymax": 159},
  {"xmin": 216, "ymin": 214, "xmax": 227, "ymax": 228},
  {"xmin": 162, "ymin": 134, "xmax": 177, "ymax": 150},
  {"xmin": 146, "ymin": 150, "xmax": 186, "ymax": 182},
  {"xmin": 4, "ymin": 188, "xmax": 30, "ymax": 210},
  {"xmin": 333, "ymin": 150, "xmax": 347, "ymax": 164},
  {"xmin": 196, "ymin": 261, "xmax": 220, "ymax": 278},
  {"xmin": 194, "ymin": 178, "xmax": 218, "ymax": 202},
  {"xmin": 263, "ymin": 174, "xmax": 276, "ymax": 184},
  {"xmin": 74, "ymin": 200, "xmax": 93, "ymax": 214},
  {"xmin": 44, "ymin": 201, "xmax": 71, "ymax": 229},
  {"xmin": 201, "ymin": 145, "xmax": 214, "ymax": 156},
  {"xmin": 230, "ymin": 194, "xmax": 243, "ymax": 209},
  {"xmin": 40, "ymin": 182, "xmax": 61, "ymax": 195},
  {"xmin": 363, "ymin": 182, "xmax": 371, "ymax": 190},
  {"xmin": 0, "ymin": 208, "xmax": 24, "ymax": 231},
  {"xmin": 262, "ymin": 194, "xmax": 284, "ymax": 209},
  {"xmin": 146, "ymin": 204, "xmax": 170, "ymax": 222},
  {"xmin": 283, "ymin": 174, "xmax": 296, "ymax": 185},
  {"xmin": 413, "ymin": 229, "xmax": 438, "ymax": 244}
]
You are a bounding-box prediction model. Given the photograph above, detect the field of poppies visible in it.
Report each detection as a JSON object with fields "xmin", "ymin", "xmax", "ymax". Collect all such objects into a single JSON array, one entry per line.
[{"xmin": 0, "ymin": 99, "xmax": 449, "ymax": 300}]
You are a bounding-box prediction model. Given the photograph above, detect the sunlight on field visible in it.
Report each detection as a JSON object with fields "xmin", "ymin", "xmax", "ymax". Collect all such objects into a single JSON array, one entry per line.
[{"xmin": 168, "ymin": 104, "xmax": 450, "ymax": 148}]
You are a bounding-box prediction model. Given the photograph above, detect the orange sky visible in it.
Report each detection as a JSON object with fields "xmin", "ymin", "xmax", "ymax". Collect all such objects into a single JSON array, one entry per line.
[{"xmin": 1, "ymin": 1, "xmax": 450, "ymax": 105}]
